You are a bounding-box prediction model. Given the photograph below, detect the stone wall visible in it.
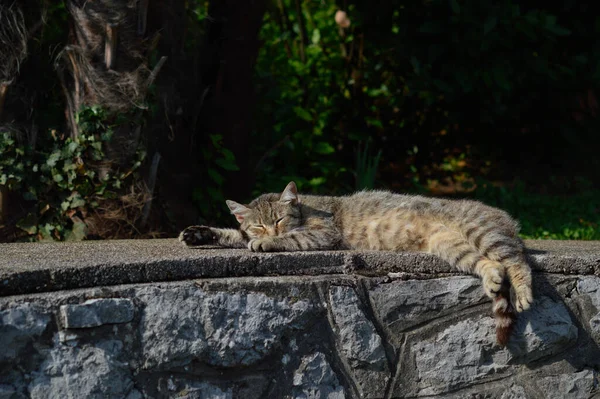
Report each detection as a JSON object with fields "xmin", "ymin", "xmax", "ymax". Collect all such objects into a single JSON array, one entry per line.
[{"xmin": 0, "ymin": 240, "xmax": 599, "ymax": 398}]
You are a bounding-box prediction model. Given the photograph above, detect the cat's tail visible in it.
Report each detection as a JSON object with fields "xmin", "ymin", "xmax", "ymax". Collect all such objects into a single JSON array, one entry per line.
[
  {"xmin": 428, "ymin": 226, "xmax": 517, "ymax": 345},
  {"xmin": 493, "ymin": 285, "xmax": 517, "ymax": 346}
]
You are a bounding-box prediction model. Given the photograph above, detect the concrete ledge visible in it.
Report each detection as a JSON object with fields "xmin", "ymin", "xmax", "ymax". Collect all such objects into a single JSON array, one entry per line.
[{"xmin": 1, "ymin": 239, "xmax": 599, "ymax": 297}]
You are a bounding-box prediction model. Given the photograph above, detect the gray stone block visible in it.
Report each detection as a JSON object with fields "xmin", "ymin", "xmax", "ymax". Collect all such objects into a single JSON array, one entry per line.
[
  {"xmin": 59, "ymin": 298, "xmax": 134, "ymax": 329},
  {"xmin": 369, "ymin": 276, "xmax": 486, "ymax": 333},
  {"xmin": 0, "ymin": 302, "xmax": 50, "ymax": 362},
  {"xmin": 1, "ymin": 240, "xmax": 600, "ymax": 398},
  {"xmin": 28, "ymin": 341, "xmax": 134, "ymax": 399},
  {"xmin": 508, "ymin": 296, "xmax": 578, "ymax": 359},
  {"xmin": 292, "ymin": 352, "xmax": 345, "ymax": 399},
  {"xmin": 499, "ymin": 384, "xmax": 528, "ymax": 399},
  {"xmin": 0, "ymin": 384, "xmax": 16, "ymax": 399},
  {"xmin": 577, "ymin": 276, "xmax": 600, "ymax": 308},
  {"xmin": 173, "ymin": 382, "xmax": 232, "ymax": 399},
  {"xmin": 329, "ymin": 285, "xmax": 389, "ymax": 397},
  {"xmin": 138, "ymin": 285, "xmax": 315, "ymax": 368},
  {"xmin": 536, "ymin": 369, "xmax": 598, "ymax": 399},
  {"xmin": 408, "ymin": 296, "xmax": 577, "ymax": 396}
]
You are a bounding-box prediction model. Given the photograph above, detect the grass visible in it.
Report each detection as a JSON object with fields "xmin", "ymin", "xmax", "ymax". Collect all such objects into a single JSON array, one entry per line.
[{"xmin": 470, "ymin": 182, "xmax": 600, "ymax": 240}]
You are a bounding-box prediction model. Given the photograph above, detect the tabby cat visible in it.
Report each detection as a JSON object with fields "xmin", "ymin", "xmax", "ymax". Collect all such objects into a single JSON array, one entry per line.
[{"xmin": 180, "ymin": 181, "xmax": 533, "ymax": 345}]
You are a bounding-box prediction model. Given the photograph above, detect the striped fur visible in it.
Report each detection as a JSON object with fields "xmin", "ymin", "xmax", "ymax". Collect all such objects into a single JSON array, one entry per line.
[{"xmin": 180, "ymin": 181, "xmax": 533, "ymax": 344}]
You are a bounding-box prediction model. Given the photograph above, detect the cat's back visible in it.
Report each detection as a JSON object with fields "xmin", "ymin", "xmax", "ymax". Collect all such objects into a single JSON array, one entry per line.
[
  {"xmin": 339, "ymin": 190, "xmax": 514, "ymax": 225},
  {"xmin": 338, "ymin": 190, "xmax": 446, "ymax": 216},
  {"xmin": 332, "ymin": 190, "xmax": 518, "ymax": 250}
]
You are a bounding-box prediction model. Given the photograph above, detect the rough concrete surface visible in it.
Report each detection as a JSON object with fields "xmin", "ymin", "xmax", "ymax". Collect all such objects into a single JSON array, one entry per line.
[
  {"xmin": 1, "ymin": 239, "xmax": 600, "ymax": 296},
  {"xmin": 0, "ymin": 239, "xmax": 599, "ymax": 398}
]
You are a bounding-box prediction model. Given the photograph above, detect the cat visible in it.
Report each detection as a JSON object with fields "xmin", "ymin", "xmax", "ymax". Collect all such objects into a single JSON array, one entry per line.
[{"xmin": 179, "ymin": 181, "xmax": 533, "ymax": 345}]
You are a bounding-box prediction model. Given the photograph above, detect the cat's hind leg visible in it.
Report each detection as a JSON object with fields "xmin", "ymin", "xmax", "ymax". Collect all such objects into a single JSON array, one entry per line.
[
  {"xmin": 427, "ymin": 227, "xmax": 515, "ymax": 345},
  {"xmin": 479, "ymin": 235, "xmax": 533, "ymax": 312},
  {"xmin": 427, "ymin": 227, "xmax": 504, "ymax": 299}
]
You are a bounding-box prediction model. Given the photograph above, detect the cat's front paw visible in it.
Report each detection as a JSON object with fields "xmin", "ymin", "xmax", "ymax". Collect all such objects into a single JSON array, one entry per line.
[
  {"xmin": 248, "ymin": 238, "xmax": 278, "ymax": 252},
  {"xmin": 179, "ymin": 226, "xmax": 217, "ymax": 246}
]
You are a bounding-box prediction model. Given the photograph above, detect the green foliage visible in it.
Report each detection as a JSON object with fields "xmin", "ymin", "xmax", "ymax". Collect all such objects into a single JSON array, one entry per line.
[
  {"xmin": 354, "ymin": 141, "xmax": 382, "ymax": 190},
  {"xmin": 472, "ymin": 180, "xmax": 600, "ymax": 240},
  {"xmin": 1, "ymin": 106, "xmax": 144, "ymax": 241},
  {"xmin": 253, "ymin": 1, "xmax": 357, "ymax": 194},
  {"xmin": 250, "ymin": 0, "xmax": 600, "ymax": 239},
  {"xmin": 253, "ymin": 0, "xmax": 600, "ymax": 192},
  {"xmin": 0, "ymin": 131, "xmax": 27, "ymax": 190}
]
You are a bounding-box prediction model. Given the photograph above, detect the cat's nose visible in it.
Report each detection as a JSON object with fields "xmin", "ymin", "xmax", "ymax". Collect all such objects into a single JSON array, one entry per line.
[{"xmin": 267, "ymin": 227, "xmax": 277, "ymax": 236}]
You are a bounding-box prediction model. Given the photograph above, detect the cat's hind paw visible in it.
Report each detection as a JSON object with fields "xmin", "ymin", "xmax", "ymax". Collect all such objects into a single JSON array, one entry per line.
[
  {"xmin": 513, "ymin": 284, "xmax": 534, "ymax": 312},
  {"xmin": 179, "ymin": 226, "xmax": 217, "ymax": 246},
  {"xmin": 481, "ymin": 264, "xmax": 505, "ymax": 300}
]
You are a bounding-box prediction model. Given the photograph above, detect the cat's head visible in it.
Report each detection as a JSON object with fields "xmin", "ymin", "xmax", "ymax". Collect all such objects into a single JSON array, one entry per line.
[{"xmin": 226, "ymin": 181, "xmax": 302, "ymax": 239}]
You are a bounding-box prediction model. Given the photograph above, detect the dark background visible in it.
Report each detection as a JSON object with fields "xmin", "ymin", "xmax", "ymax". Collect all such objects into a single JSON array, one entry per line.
[{"xmin": 0, "ymin": 0, "xmax": 599, "ymax": 241}]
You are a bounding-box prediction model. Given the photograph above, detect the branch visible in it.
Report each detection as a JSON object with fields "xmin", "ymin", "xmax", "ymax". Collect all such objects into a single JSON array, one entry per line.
[
  {"xmin": 146, "ymin": 56, "xmax": 167, "ymax": 88},
  {"xmin": 141, "ymin": 152, "xmax": 161, "ymax": 227},
  {"xmin": 0, "ymin": 83, "xmax": 8, "ymax": 122},
  {"xmin": 294, "ymin": 0, "xmax": 307, "ymax": 63},
  {"xmin": 105, "ymin": 23, "xmax": 118, "ymax": 69},
  {"xmin": 137, "ymin": 0, "xmax": 149, "ymax": 36},
  {"xmin": 0, "ymin": 185, "xmax": 7, "ymax": 226}
]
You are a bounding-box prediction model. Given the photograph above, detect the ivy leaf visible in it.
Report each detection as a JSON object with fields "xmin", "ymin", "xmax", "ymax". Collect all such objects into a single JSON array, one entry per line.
[
  {"xmin": 47, "ymin": 151, "xmax": 61, "ymax": 167},
  {"xmin": 65, "ymin": 218, "xmax": 88, "ymax": 241},
  {"xmin": 16, "ymin": 213, "xmax": 38, "ymax": 235}
]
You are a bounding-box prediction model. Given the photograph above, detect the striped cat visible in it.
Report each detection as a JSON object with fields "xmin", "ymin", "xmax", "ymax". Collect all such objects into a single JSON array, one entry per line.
[{"xmin": 180, "ymin": 181, "xmax": 533, "ymax": 345}]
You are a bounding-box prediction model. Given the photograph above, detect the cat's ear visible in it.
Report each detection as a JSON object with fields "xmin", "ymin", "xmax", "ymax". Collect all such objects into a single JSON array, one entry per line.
[
  {"xmin": 280, "ymin": 181, "xmax": 299, "ymax": 205},
  {"xmin": 226, "ymin": 200, "xmax": 250, "ymax": 223}
]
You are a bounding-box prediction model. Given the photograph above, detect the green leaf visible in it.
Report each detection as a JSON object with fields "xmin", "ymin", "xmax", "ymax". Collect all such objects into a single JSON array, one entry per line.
[
  {"xmin": 65, "ymin": 219, "xmax": 87, "ymax": 241},
  {"xmin": 23, "ymin": 191, "xmax": 37, "ymax": 201},
  {"xmin": 547, "ymin": 25, "xmax": 571, "ymax": 36},
  {"xmin": 315, "ymin": 142, "xmax": 335, "ymax": 154},
  {"xmin": 66, "ymin": 141, "xmax": 79, "ymax": 154},
  {"xmin": 16, "ymin": 213, "xmax": 38, "ymax": 234},
  {"xmin": 207, "ymin": 168, "xmax": 224, "ymax": 185},
  {"xmin": 215, "ymin": 158, "xmax": 239, "ymax": 171},
  {"xmin": 69, "ymin": 192, "xmax": 86, "ymax": 208},
  {"xmin": 311, "ymin": 29, "xmax": 321, "ymax": 45},
  {"xmin": 47, "ymin": 151, "xmax": 61, "ymax": 167},
  {"xmin": 309, "ymin": 177, "xmax": 326, "ymax": 186},
  {"xmin": 293, "ymin": 106, "xmax": 313, "ymax": 122},
  {"xmin": 210, "ymin": 134, "xmax": 223, "ymax": 147}
]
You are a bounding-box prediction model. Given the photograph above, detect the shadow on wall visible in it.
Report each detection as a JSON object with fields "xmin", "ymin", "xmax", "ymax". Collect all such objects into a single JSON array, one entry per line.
[{"xmin": 507, "ymin": 253, "xmax": 600, "ymax": 370}]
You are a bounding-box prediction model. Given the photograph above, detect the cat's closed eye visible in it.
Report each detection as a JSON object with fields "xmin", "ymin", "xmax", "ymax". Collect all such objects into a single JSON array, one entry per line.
[{"xmin": 248, "ymin": 225, "xmax": 266, "ymax": 235}]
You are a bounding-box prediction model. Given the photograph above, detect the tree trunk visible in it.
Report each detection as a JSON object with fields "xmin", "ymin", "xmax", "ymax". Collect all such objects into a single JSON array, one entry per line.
[
  {"xmin": 204, "ymin": 0, "xmax": 267, "ymax": 201},
  {"xmin": 0, "ymin": 185, "xmax": 6, "ymax": 225},
  {"xmin": 0, "ymin": 2, "xmax": 28, "ymax": 227}
]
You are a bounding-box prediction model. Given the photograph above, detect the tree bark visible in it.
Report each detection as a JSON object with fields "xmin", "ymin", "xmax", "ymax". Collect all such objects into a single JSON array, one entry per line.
[
  {"xmin": 204, "ymin": 0, "xmax": 267, "ymax": 201},
  {"xmin": 0, "ymin": 184, "xmax": 7, "ymax": 226}
]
